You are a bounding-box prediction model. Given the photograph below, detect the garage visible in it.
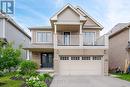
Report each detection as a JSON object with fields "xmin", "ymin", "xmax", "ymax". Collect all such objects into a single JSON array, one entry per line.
[{"xmin": 59, "ymin": 56, "xmax": 103, "ymax": 75}]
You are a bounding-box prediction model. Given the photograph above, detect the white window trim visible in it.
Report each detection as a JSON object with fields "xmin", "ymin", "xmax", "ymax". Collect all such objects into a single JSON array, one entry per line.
[
  {"xmin": 36, "ymin": 31, "xmax": 53, "ymax": 43},
  {"xmin": 83, "ymin": 31, "xmax": 96, "ymax": 45}
]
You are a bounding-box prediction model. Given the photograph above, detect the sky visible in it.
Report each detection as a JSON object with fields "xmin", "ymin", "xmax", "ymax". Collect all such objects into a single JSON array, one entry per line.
[{"xmin": 9, "ymin": 0, "xmax": 130, "ymax": 35}]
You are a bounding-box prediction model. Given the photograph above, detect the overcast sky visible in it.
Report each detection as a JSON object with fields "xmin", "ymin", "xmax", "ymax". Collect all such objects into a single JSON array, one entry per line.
[{"xmin": 10, "ymin": 0, "xmax": 130, "ymax": 35}]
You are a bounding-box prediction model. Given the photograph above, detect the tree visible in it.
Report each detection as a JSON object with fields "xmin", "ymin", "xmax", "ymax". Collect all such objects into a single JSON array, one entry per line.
[{"xmin": 0, "ymin": 40, "xmax": 22, "ymax": 71}]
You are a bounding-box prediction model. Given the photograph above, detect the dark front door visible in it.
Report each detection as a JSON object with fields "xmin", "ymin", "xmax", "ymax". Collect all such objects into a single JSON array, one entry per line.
[{"xmin": 41, "ymin": 53, "xmax": 53, "ymax": 68}]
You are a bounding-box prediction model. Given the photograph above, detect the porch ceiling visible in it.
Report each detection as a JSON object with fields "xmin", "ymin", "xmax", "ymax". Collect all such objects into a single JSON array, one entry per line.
[{"xmin": 57, "ymin": 25, "xmax": 80, "ymax": 32}]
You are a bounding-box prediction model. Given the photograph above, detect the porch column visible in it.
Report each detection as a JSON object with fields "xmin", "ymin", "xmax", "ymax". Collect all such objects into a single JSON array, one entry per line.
[
  {"xmin": 26, "ymin": 50, "xmax": 30, "ymax": 60},
  {"xmin": 54, "ymin": 24, "xmax": 57, "ymax": 34},
  {"xmin": 104, "ymin": 34, "xmax": 109, "ymax": 47},
  {"xmin": 54, "ymin": 24, "xmax": 57, "ymax": 48},
  {"xmin": 79, "ymin": 23, "xmax": 83, "ymax": 46}
]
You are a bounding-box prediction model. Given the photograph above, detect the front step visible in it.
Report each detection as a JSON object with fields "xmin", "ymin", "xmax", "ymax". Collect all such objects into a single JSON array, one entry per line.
[{"xmin": 36, "ymin": 68, "xmax": 55, "ymax": 77}]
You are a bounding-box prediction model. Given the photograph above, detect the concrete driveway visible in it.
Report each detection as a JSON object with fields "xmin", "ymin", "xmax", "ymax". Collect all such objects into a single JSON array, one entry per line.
[{"xmin": 50, "ymin": 75, "xmax": 130, "ymax": 87}]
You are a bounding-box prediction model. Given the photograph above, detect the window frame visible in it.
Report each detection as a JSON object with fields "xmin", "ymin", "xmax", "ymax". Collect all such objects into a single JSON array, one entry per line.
[
  {"xmin": 36, "ymin": 31, "xmax": 52, "ymax": 43},
  {"xmin": 83, "ymin": 31, "xmax": 96, "ymax": 45}
]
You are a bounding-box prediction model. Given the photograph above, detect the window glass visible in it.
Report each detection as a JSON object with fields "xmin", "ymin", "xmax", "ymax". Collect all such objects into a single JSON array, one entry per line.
[
  {"xmin": 46, "ymin": 32, "xmax": 52, "ymax": 42},
  {"xmin": 37, "ymin": 32, "xmax": 52, "ymax": 42},
  {"xmin": 42, "ymin": 32, "xmax": 46, "ymax": 42},
  {"xmin": 83, "ymin": 32, "xmax": 95, "ymax": 45},
  {"xmin": 37, "ymin": 32, "xmax": 42, "ymax": 42}
]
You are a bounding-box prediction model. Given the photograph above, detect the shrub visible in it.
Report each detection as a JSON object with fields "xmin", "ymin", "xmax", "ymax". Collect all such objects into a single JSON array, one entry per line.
[
  {"xmin": 44, "ymin": 73, "xmax": 52, "ymax": 79},
  {"xmin": 38, "ymin": 73, "xmax": 52, "ymax": 87},
  {"xmin": 38, "ymin": 74, "xmax": 46, "ymax": 81},
  {"xmin": 25, "ymin": 73, "xmax": 52, "ymax": 87},
  {"xmin": 19, "ymin": 60, "xmax": 38, "ymax": 75},
  {"xmin": 26, "ymin": 76, "xmax": 47, "ymax": 87},
  {"xmin": 38, "ymin": 73, "xmax": 52, "ymax": 81},
  {"xmin": 0, "ymin": 41, "xmax": 21, "ymax": 71},
  {"xmin": 0, "ymin": 71, "xmax": 4, "ymax": 77}
]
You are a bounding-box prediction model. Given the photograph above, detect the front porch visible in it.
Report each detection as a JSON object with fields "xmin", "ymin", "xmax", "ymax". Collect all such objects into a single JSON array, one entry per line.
[{"xmin": 24, "ymin": 47, "xmax": 54, "ymax": 70}]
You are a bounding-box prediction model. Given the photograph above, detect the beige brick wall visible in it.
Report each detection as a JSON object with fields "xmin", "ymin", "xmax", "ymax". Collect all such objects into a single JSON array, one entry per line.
[
  {"xmin": 32, "ymin": 52, "xmax": 41, "ymax": 68},
  {"xmin": 109, "ymin": 29, "xmax": 129, "ymax": 71}
]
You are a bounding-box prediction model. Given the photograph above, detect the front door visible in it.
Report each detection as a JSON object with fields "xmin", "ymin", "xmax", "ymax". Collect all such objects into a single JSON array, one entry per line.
[
  {"xmin": 41, "ymin": 53, "xmax": 53, "ymax": 68},
  {"xmin": 64, "ymin": 32, "xmax": 70, "ymax": 45}
]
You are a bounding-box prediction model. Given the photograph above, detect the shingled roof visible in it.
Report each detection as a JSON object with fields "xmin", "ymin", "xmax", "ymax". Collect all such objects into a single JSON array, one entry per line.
[{"xmin": 108, "ymin": 23, "xmax": 130, "ymax": 38}]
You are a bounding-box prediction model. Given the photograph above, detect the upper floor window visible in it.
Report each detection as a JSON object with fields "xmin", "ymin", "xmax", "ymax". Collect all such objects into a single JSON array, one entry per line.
[
  {"xmin": 37, "ymin": 32, "xmax": 52, "ymax": 43},
  {"xmin": 83, "ymin": 32, "xmax": 95, "ymax": 45}
]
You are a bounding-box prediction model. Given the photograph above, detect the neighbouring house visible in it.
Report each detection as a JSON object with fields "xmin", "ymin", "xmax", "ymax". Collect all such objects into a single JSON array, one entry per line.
[
  {"xmin": 24, "ymin": 4, "xmax": 109, "ymax": 75},
  {"xmin": 0, "ymin": 13, "xmax": 31, "ymax": 59},
  {"xmin": 109, "ymin": 23, "xmax": 130, "ymax": 73}
]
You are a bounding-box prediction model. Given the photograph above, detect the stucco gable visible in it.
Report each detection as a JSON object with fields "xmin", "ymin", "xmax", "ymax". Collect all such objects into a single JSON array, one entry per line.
[
  {"xmin": 76, "ymin": 7, "xmax": 103, "ymax": 29},
  {"xmin": 50, "ymin": 4, "xmax": 86, "ymax": 21},
  {"xmin": 57, "ymin": 7, "xmax": 80, "ymax": 22},
  {"xmin": 83, "ymin": 17, "xmax": 100, "ymax": 28}
]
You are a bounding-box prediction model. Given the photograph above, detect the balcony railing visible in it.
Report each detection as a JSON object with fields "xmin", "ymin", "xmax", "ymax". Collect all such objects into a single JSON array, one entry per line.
[
  {"xmin": 83, "ymin": 35, "xmax": 105, "ymax": 46},
  {"xmin": 57, "ymin": 35, "xmax": 107, "ymax": 46},
  {"xmin": 57, "ymin": 35, "xmax": 80, "ymax": 46}
]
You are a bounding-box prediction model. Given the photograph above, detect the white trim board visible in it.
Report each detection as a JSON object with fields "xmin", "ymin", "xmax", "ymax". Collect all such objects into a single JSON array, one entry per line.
[
  {"xmin": 55, "ymin": 46, "xmax": 108, "ymax": 49},
  {"xmin": 3, "ymin": 19, "xmax": 5, "ymax": 38}
]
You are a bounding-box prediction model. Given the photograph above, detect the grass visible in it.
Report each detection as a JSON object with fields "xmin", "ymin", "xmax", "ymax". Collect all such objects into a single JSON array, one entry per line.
[
  {"xmin": 112, "ymin": 73, "xmax": 130, "ymax": 82},
  {"xmin": 0, "ymin": 72, "xmax": 24, "ymax": 87}
]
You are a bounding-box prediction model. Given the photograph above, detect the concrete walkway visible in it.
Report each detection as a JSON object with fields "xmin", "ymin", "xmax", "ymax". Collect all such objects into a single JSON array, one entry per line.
[{"xmin": 50, "ymin": 75, "xmax": 130, "ymax": 87}]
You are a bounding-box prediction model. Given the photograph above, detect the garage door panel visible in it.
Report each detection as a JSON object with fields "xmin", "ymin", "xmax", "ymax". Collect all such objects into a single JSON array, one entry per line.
[
  {"xmin": 59, "ymin": 56, "xmax": 103, "ymax": 75},
  {"xmin": 68, "ymin": 70, "xmax": 101, "ymax": 75}
]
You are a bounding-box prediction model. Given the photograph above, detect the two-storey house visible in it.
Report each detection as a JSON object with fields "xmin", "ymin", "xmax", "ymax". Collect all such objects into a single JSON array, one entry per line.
[{"xmin": 25, "ymin": 4, "xmax": 109, "ymax": 75}]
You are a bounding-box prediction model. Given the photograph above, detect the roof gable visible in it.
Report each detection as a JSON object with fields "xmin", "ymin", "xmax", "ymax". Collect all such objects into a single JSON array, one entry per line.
[
  {"xmin": 83, "ymin": 17, "xmax": 100, "ymax": 28},
  {"xmin": 50, "ymin": 4, "xmax": 86, "ymax": 21},
  {"xmin": 75, "ymin": 6, "xmax": 103, "ymax": 29},
  {"xmin": 57, "ymin": 7, "xmax": 80, "ymax": 22}
]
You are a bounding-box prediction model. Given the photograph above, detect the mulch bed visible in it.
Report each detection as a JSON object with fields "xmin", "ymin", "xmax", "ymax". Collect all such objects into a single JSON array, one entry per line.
[
  {"xmin": 0, "ymin": 82, "xmax": 6, "ymax": 86},
  {"xmin": 10, "ymin": 76, "xmax": 25, "ymax": 81},
  {"xmin": 21, "ymin": 83, "xmax": 28, "ymax": 87}
]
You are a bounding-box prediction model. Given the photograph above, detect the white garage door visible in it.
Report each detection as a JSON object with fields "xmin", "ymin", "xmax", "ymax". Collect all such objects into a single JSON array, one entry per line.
[{"xmin": 59, "ymin": 56, "xmax": 103, "ymax": 75}]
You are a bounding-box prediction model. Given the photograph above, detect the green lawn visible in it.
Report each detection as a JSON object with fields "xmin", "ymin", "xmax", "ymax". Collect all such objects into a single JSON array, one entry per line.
[
  {"xmin": 112, "ymin": 73, "xmax": 130, "ymax": 82},
  {"xmin": 0, "ymin": 72, "xmax": 24, "ymax": 87}
]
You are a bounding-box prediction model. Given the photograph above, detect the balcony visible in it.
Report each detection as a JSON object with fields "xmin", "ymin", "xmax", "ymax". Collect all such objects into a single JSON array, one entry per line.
[
  {"xmin": 56, "ymin": 35, "xmax": 107, "ymax": 46},
  {"xmin": 57, "ymin": 35, "xmax": 80, "ymax": 46}
]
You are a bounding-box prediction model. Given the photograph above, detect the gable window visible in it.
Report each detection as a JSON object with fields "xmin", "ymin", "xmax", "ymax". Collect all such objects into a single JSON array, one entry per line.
[
  {"xmin": 37, "ymin": 32, "xmax": 52, "ymax": 43},
  {"xmin": 83, "ymin": 32, "xmax": 95, "ymax": 45}
]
